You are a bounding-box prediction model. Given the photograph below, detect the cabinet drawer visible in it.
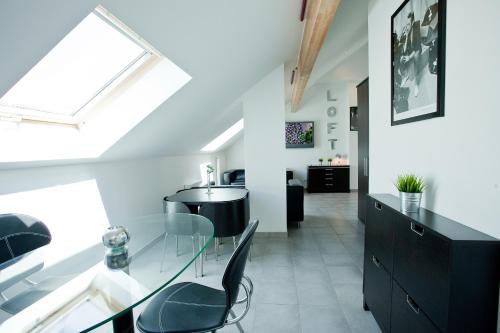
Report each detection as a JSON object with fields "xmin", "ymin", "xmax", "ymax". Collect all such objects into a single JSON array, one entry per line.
[
  {"xmin": 364, "ymin": 253, "xmax": 391, "ymax": 332},
  {"xmin": 393, "ymin": 217, "xmax": 450, "ymax": 331},
  {"xmin": 391, "ymin": 282, "xmax": 440, "ymax": 333},
  {"xmin": 365, "ymin": 198, "xmax": 394, "ymax": 272}
]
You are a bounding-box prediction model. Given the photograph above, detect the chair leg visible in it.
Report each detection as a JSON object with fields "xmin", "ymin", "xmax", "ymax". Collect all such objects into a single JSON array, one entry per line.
[
  {"xmin": 199, "ymin": 236, "xmax": 204, "ymax": 277},
  {"xmin": 175, "ymin": 235, "xmax": 179, "ymax": 257},
  {"xmin": 192, "ymin": 236, "xmax": 198, "ymax": 278},
  {"xmin": 233, "ymin": 236, "xmax": 237, "ymax": 251},
  {"xmin": 215, "ymin": 237, "xmax": 220, "ymax": 261},
  {"xmin": 160, "ymin": 232, "xmax": 169, "ymax": 272},
  {"xmin": 230, "ymin": 310, "xmax": 245, "ymax": 333},
  {"xmin": 204, "ymin": 236, "xmax": 208, "ymax": 261}
]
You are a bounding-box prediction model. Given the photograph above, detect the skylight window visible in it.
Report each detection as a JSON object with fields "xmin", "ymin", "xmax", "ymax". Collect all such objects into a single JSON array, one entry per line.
[
  {"xmin": 0, "ymin": 8, "xmax": 151, "ymax": 124},
  {"xmin": 0, "ymin": 6, "xmax": 191, "ymax": 163},
  {"xmin": 201, "ymin": 119, "xmax": 244, "ymax": 152}
]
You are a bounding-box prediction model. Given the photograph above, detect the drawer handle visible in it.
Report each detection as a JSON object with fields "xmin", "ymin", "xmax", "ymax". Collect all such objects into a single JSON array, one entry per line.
[
  {"xmin": 371, "ymin": 255, "xmax": 381, "ymax": 268},
  {"xmin": 374, "ymin": 202, "xmax": 382, "ymax": 211},
  {"xmin": 325, "ymin": 183, "xmax": 334, "ymax": 186},
  {"xmin": 325, "ymin": 177, "xmax": 333, "ymax": 180},
  {"xmin": 406, "ymin": 295, "xmax": 420, "ymax": 314},
  {"xmin": 410, "ymin": 222, "xmax": 425, "ymax": 236}
]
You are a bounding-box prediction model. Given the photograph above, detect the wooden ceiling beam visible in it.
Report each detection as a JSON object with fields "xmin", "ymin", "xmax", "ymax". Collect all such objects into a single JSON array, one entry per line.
[{"xmin": 291, "ymin": 0, "xmax": 341, "ymax": 112}]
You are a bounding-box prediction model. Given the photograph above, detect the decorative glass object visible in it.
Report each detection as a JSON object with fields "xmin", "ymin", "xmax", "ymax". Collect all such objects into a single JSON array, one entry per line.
[{"xmin": 102, "ymin": 226, "xmax": 130, "ymax": 271}]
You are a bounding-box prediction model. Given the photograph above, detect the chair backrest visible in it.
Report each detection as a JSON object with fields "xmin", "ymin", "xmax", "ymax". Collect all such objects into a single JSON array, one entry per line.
[
  {"xmin": 163, "ymin": 196, "xmax": 191, "ymax": 214},
  {"xmin": 222, "ymin": 219, "xmax": 258, "ymax": 307},
  {"xmin": 0, "ymin": 214, "xmax": 51, "ymax": 269},
  {"xmin": 199, "ymin": 199, "xmax": 248, "ymax": 238}
]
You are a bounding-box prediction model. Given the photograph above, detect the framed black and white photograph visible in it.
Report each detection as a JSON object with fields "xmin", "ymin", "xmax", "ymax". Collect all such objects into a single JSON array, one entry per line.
[{"xmin": 391, "ymin": 0, "xmax": 446, "ymax": 126}]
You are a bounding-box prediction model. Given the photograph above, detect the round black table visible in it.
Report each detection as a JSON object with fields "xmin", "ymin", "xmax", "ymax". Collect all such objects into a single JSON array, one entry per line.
[{"xmin": 167, "ymin": 187, "xmax": 249, "ymax": 204}]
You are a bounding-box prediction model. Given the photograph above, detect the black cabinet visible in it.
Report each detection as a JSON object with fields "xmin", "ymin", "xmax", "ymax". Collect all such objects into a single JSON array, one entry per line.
[
  {"xmin": 307, "ymin": 166, "xmax": 349, "ymax": 193},
  {"xmin": 363, "ymin": 194, "xmax": 500, "ymax": 333},
  {"xmin": 391, "ymin": 282, "xmax": 440, "ymax": 333},
  {"xmin": 357, "ymin": 78, "xmax": 369, "ymax": 223},
  {"xmin": 393, "ymin": 216, "xmax": 450, "ymax": 330},
  {"xmin": 365, "ymin": 200, "xmax": 394, "ymax": 271},
  {"xmin": 364, "ymin": 252, "xmax": 392, "ymax": 332}
]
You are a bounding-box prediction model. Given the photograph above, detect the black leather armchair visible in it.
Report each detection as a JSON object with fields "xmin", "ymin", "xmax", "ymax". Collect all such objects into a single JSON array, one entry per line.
[{"xmin": 222, "ymin": 169, "xmax": 245, "ymax": 185}]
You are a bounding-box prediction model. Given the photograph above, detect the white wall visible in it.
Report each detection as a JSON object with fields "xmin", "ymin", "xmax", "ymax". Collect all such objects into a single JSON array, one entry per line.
[
  {"xmin": 285, "ymin": 82, "xmax": 351, "ymax": 185},
  {"xmin": 223, "ymin": 135, "xmax": 245, "ymax": 170},
  {"xmin": 0, "ymin": 155, "xmax": 212, "ymax": 258},
  {"xmin": 244, "ymin": 65, "xmax": 287, "ymax": 233},
  {"xmin": 368, "ymin": 0, "xmax": 500, "ymax": 240}
]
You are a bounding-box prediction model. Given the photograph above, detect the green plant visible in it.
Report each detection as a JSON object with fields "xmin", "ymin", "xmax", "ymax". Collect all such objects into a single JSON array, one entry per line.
[
  {"xmin": 318, "ymin": 158, "xmax": 323, "ymax": 162},
  {"xmin": 395, "ymin": 174, "xmax": 425, "ymax": 193},
  {"xmin": 206, "ymin": 164, "xmax": 215, "ymax": 174},
  {"xmin": 303, "ymin": 128, "xmax": 314, "ymax": 144},
  {"xmin": 327, "ymin": 158, "xmax": 332, "ymax": 162}
]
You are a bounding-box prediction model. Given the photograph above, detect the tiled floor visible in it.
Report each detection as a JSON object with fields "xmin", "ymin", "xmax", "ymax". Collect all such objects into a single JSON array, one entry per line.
[{"xmin": 133, "ymin": 192, "xmax": 381, "ymax": 333}]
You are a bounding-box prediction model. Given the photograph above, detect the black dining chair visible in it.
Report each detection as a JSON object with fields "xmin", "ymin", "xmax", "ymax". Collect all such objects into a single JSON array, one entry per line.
[{"xmin": 136, "ymin": 220, "xmax": 258, "ymax": 333}]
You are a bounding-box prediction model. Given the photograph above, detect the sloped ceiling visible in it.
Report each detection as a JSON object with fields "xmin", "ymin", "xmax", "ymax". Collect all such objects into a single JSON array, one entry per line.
[
  {"xmin": 0, "ymin": 0, "xmax": 368, "ymax": 165},
  {"xmin": 310, "ymin": 0, "xmax": 368, "ymax": 87},
  {"xmin": 0, "ymin": 0, "xmax": 303, "ymax": 162}
]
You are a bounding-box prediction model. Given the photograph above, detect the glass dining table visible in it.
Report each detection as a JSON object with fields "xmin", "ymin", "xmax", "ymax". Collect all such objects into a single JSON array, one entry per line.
[{"xmin": 0, "ymin": 213, "xmax": 214, "ymax": 333}]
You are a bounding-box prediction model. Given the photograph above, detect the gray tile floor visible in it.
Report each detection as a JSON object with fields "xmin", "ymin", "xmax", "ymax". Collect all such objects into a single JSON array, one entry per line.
[{"xmin": 131, "ymin": 192, "xmax": 381, "ymax": 333}]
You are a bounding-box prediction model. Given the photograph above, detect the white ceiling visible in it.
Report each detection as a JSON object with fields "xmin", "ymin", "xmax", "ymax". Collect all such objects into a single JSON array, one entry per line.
[
  {"xmin": 0, "ymin": 0, "xmax": 368, "ymax": 165},
  {"xmin": 315, "ymin": 43, "xmax": 368, "ymax": 85},
  {"xmin": 311, "ymin": 0, "xmax": 368, "ymax": 86}
]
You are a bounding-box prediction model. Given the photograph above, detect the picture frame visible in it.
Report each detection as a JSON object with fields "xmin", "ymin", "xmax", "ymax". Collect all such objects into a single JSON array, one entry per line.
[
  {"xmin": 285, "ymin": 121, "xmax": 314, "ymax": 148},
  {"xmin": 391, "ymin": 0, "xmax": 446, "ymax": 126}
]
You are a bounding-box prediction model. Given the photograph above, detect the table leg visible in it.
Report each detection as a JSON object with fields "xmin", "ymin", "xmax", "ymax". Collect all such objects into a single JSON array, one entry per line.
[{"xmin": 113, "ymin": 309, "xmax": 134, "ymax": 333}]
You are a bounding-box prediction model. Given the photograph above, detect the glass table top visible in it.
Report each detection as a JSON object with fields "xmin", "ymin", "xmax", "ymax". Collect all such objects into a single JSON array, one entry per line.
[{"xmin": 0, "ymin": 213, "xmax": 214, "ymax": 333}]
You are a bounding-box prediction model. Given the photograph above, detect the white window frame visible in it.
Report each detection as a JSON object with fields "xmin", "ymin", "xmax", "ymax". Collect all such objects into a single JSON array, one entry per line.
[{"xmin": 0, "ymin": 5, "xmax": 159, "ymax": 126}]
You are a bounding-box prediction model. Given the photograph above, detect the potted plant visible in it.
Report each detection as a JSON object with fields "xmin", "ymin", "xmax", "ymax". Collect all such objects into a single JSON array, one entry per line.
[
  {"xmin": 318, "ymin": 158, "xmax": 323, "ymax": 166},
  {"xmin": 327, "ymin": 158, "xmax": 332, "ymax": 166},
  {"xmin": 395, "ymin": 174, "xmax": 425, "ymax": 213}
]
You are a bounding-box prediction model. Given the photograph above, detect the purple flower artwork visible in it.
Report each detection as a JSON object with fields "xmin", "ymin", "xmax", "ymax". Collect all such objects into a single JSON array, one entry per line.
[{"xmin": 285, "ymin": 122, "xmax": 314, "ymax": 148}]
